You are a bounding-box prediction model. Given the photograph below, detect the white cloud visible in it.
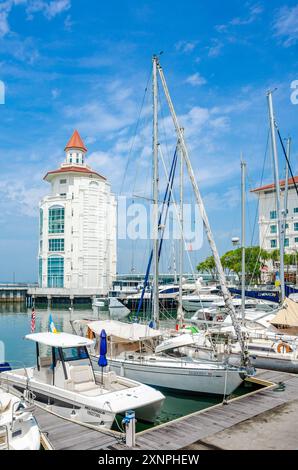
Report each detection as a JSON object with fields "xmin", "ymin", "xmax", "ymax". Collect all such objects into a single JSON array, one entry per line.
[
  {"xmin": 0, "ymin": 0, "xmax": 71, "ymax": 38},
  {"xmin": 273, "ymin": 4, "xmax": 298, "ymax": 46},
  {"xmin": 26, "ymin": 0, "xmax": 71, "ymax": 20},
  {"xmin": 215, "ymin": 3, "xmax": 263, "ymax": 32},
  {"xmin": 0, "ymin": 179, "xmax": 46, "ymax": 217},
  {"xmin": 207, "ymin": 39, "xmax": 224, "ymax": 57},
  {"xmin": 175, "ymin": 40, "xmax": 198, "ymax": 53},
  {"xmin": 185, "ymin": 72, "xmax": 207, "ymax": 86},
  {"xmin": 51, "ymin": 88, "xmax": 60, "ymax": 99}
]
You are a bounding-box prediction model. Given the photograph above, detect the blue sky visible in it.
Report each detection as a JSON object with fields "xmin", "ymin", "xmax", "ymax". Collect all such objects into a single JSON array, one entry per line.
[{"xmin": 0, "ymin": 0, "xmax": 298, "ymax": 281}]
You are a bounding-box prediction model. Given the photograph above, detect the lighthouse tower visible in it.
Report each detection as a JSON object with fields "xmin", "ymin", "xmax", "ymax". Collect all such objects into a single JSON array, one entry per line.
[{"xmin": 38, "ymin": 130, "xmax": 117, "ymax": 295}]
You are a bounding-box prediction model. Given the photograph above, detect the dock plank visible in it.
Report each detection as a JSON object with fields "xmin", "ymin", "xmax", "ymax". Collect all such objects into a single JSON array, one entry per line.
[{"xmin": 32, "ymin": 370, "xmax": 298, "ymax": 450}]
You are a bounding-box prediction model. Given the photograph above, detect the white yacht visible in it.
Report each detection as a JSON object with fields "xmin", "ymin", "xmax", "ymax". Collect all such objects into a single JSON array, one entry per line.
[
  {"xmin": 182, "ymin": 293, "xmax": 223, "ymax": 312},
  {"xmin": 0, "ymin": 332, "xmax": 165, "ymax": 429},
  {"xmin": 0, "ymin": 387, "xmax": 40, "ymax": 450},
  {"xmin": 78, "ymin": 320, "xmax": 249, "ymax": 396},
  {"xmin": 190, "ymin": 298, "xmax": 276, "ymax": 324},
  {"xmin": 92, "ymin": 297, "xmax": 130, "ymax": 319}
]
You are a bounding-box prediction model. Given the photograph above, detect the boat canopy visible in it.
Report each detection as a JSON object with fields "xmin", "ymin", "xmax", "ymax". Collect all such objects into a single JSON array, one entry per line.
[
  {"xmin": 25, "ymin": 332, "xmax": 94, "ymax": 348},
  {"xmin": 155, "ymin": 333, "xmax": 196, "ymax": 354},
  {"xmin": 87, "ymin": 320, "xmax": 162, "ymax": 341},
  {"xmin": 270, "ymin": 297, "xmax": 298, "ymax": 328}
]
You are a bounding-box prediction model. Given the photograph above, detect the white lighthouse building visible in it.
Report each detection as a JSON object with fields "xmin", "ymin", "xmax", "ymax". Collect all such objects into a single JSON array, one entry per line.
[{"xmin": 38, "ymin": 130, "xmax": 116, "ymax": 296}]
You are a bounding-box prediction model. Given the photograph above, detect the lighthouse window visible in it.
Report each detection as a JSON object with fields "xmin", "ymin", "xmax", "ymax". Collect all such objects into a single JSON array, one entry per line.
[
  {"xmin": 39, "ymin": 208, "xmax": 43, "ymax": 236},
  {"xmin": 47, "ymin": 256, "xmax": 64, "ymax": 288},
  {"xmin": 49, "ymin": 239, "xmax": 65, "ymax": 252},
  {"xmin": 49, "ymin": 206, "xmax": 65, "ymax": 234},
  {"xmin": 39, "ymin": 258, "xmax": 42, "ymax": 287}
]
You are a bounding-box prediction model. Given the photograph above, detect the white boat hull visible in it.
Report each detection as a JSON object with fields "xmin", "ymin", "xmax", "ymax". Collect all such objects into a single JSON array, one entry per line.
[
  {"xmin": 182, "ymin": 297, "xmax": 222, "ymax": 312},
  {"xmin": 91, "ymin": 357, "xmax": 245, "ymax": 396},
  {"xmin": 0, "ymin": 369, "xmax": 164, "ymax": 429}
]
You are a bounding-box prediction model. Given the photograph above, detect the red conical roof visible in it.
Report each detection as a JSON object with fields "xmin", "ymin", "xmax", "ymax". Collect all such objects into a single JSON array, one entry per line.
[{"xmin": 64, "ymin": 130, "xmax": 87, "ymax": 152}]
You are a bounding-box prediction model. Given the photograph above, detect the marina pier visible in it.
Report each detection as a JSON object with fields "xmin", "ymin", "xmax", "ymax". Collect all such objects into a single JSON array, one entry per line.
[{"xmin": 33, "ymin": 370, "xmax": 298, "ymax": 450}]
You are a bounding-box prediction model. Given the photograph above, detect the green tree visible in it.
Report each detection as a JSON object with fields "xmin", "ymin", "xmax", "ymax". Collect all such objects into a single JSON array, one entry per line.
[
  {"xmin": 197, "ymin": 246, "xmax": 270, "ymax": 284},
  {"xmin": 196, "ymin": 256, "xmax": 217, "ymax": 280}
]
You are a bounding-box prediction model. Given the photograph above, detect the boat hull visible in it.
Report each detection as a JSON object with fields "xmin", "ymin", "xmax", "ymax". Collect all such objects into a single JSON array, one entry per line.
[
  {"xmin": 91, "ymin": 357, "xmax": 244, "ymax": 396},
  {"xmin": 228, "ymin": 353, "xmax": 298, "ymax": 374}
]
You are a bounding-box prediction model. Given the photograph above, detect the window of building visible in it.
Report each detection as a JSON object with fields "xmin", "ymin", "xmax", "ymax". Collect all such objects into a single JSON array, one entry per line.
[
  {"xmin": 294, "ymin": 223, "xmax": 298, "ymax": 231},
  {"xmin": 40, "ymin": 240, "xmax": 43, "ymax": 252},
  {"xmin": 60, "ymin": 179, "xmax": 67, "ymax": 184},
  {"xmin": 284, "ymin": 238, "xmax": 289, "ymax": 247},
  {"xmin": 48, "ymin": 206, "xmax": 64, "ymax": 234},
  {"xmin": 295, "ymin": 237, "xmax": 298, "ymax": 244},
  {"xmin": 270, "ymin": 210, "xmax": 277, "ymax": 219},
  {"xmin": 285, "ymin": 223, "xmax": 289, "ymax": 229},
  {"xmin": 270, "ymin": 225, "xmax": 277, "ymax": 234},
  {"xmin": 270, "ymin": 239, "xmax": 277, "ymax": 248},
  {"xmin": 47, "ymin": 256, "xmax": 64, "ymax": 288},
  {"xmin": 60, "ymin": 193, "xmax": 66, "ymax": 197},
  {"xmin": 294, "ymin": 208, "xmax": 298, "ymax": 213},
  {"xmin": 39, "ymin": 208, "xmax": 43, "ymax": 236},
  {"xmin": 39, "ymin": 258, "xmax": 42, "ymax": 287},
  {"xmin": 49, "ymin": 238, "xmax": 64, "ymax": 252}
]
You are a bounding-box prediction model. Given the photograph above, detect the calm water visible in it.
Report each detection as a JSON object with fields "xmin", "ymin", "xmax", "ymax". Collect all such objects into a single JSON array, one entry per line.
[{"xmin": 0, "ymin": 303, "xmax": 259, "ymax": 432}]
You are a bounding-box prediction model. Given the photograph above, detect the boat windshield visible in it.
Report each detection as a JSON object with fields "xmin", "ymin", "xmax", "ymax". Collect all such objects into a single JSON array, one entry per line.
[{"xmin": 58, "ymin": 346, "xmax": 89, "ymax": 362}]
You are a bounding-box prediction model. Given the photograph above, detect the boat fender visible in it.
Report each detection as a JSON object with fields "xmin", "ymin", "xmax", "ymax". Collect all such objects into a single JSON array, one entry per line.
[{"xmin": 276, "ymin": 342, "xmax": 292, "ymax": 354}]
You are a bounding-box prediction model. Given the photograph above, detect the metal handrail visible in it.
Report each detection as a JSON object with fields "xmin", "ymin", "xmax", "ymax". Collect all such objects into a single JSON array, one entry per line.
[{"xmin": 0, "ymin": 360, "xmax": 33, "ymax": 402}]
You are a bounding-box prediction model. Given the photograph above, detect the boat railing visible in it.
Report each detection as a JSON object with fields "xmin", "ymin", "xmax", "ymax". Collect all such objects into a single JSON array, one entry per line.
[{"xmin": 0, "ymin": 360, "xmax": 31, "ymax": 393}]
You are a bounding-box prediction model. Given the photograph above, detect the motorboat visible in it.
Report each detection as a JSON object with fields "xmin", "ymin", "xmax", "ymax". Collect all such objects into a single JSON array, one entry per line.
[
  {"xmin": 0, "ymin": 332, "xmax": 165, "ymax": 429},
  {"xmin": 93, "ymin": 297, "xmax": 130, "ymax": 319},
  {"xmin": 0, "ymin": 386, "xmax": 40, "ymax": 450},
  {"xmin": 182, "ymin": 293, "xmax": 223, "ymax": 312},
  {"xmin": 77, "ymin": 319, "xmax": 249, "ymax": 396},
  {"xmin": 190, "ymin": 298, "xmax": 277, "ymax": 324}
]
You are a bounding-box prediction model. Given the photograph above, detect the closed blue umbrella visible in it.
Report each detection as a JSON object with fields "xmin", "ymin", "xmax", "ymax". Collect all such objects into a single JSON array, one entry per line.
[{"xmin": 98, "ymin": 329, "xmax": 108, "ymax": 384}]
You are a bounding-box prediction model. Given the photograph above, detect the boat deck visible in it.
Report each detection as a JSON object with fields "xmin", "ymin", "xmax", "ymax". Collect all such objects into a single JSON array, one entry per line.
[{"xmin": 34, "ymin": 370, "xmax": 298, "ymax": 450}]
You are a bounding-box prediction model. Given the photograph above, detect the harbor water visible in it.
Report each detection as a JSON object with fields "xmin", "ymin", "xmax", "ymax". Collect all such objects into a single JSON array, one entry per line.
[{"xmin": 0, "ymin": 304, "xmax": 260, "ymax": 432}]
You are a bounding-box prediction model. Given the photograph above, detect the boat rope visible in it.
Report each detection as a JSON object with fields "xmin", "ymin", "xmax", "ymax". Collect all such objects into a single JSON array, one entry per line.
[
  {"xmin": 119, "ymin": 68, "xmax": 151, "ymax": 195},
  {"xmin": 250, "ymin": 128, "xmax": 269, "ymax": 247},
  {"xmin": 135, "ymin": 145, "xmax": 179, "ymax": 317},
  {"xmin": 276, "ymin": 128, "xmax": 298, "ymax": 198}
]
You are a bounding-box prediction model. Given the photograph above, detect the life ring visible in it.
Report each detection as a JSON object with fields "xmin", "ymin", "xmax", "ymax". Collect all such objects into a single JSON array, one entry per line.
[{"xmin": 276, "ymin": 342, "xmax": 292, "ymax": 354}]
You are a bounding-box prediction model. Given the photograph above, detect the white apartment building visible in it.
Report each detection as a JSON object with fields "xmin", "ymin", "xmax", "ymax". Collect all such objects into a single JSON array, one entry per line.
[
  {"xmin": 252, "ymin": 176, "xmax": 298, "ymax": 253},
  {"xmin": 38, "ymin": 130, "xmax": 117, "ymax": 295}
]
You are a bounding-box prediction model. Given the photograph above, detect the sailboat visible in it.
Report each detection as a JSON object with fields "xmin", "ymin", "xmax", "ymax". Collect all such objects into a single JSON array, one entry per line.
[
  {"xmin": 190, "ymin": 91, "xmax": 298, "ymax": 373},
  {"xmin": 74, "ymin": 56, "xmax": 254, "ymax": 396}
]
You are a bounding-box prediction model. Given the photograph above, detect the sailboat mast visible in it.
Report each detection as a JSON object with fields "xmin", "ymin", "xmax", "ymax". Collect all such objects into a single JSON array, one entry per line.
[
  {"xmin": 152, "ymin": 55, "xmax": 160, "ymax": 327},
  {"xmin": 267, "ymin": 90, "xmax": 285, "ymax": 303},
  {"xmin": 283, "ymin": 137, "xmax": 291, "ymax": 248},
  {"xmin": 241, "ymin": 157, "xmax": 246, "ymax": 324},
  {"xmin": 178, "ymin": 129, "xmax": 184, "ymax": 326},
  {"xmin": 157, "ymin": 59, "xmax": 249, "ymax": 366}
]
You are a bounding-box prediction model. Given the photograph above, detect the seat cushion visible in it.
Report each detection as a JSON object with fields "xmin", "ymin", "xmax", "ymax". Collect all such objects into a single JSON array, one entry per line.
[{"xmin": 0, "ymin": 393, "xmax": 11, "ymax": 412}]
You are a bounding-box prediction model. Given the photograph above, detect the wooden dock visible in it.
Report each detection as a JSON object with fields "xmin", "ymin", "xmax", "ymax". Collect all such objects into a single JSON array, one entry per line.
[
  {"xmin": 34, "ymin": 370, "xmax": 298, "ymax": 450},
  {"xmin": 34, "ymin": 405, "xmax": 123, "ymax": 450}
]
